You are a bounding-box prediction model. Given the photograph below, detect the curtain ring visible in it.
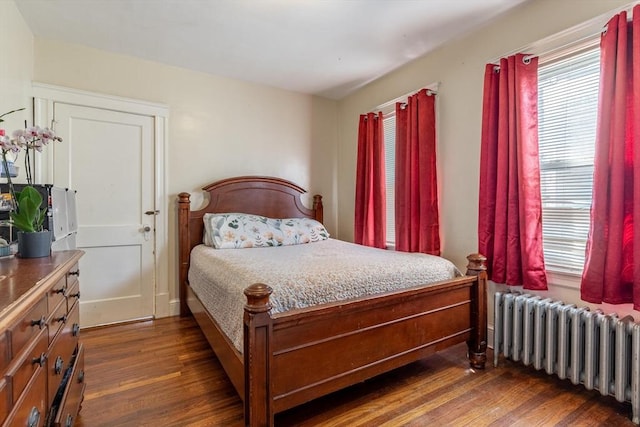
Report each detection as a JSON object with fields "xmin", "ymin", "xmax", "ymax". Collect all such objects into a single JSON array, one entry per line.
[{"xmin": 522, "ymin": 55, "xmax": 533, "ymax": 65}]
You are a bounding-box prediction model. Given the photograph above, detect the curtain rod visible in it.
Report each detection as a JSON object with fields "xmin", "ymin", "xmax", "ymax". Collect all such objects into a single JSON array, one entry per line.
[
  {"xmin": 491, "ymin": 32, "xmax": 601, "ymax": 71},
  {"xmin": 398, "ymin": 89, "xmax": 438, "ymax": 109},
  {"xmin": 488, "ymin": 2, "xmax": 635, "ymax": 66},
  {"xmin": 372, "ymin": 83, "xmax": 439, "ymax": 114}
]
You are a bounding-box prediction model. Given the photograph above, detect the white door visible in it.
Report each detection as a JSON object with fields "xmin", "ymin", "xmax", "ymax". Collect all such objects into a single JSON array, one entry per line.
[{"xmin": 53, "ymin": 103, "xmax": 156, "ymax": 327}]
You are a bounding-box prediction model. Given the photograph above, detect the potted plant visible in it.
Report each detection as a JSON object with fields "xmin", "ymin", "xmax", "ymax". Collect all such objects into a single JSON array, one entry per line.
[
  {"xmin": 11, "ymin": 186, "xmax": 50, "ymax": 257},
  {"xmin": 0, "ymin": 108, "xmax": 62, "ymax": 257}
]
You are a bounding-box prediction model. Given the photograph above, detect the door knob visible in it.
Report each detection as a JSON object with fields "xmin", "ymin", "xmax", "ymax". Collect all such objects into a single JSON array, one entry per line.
[{"xmin": 143, "ymin": 225, "xmax": 152, "ymax": 241}]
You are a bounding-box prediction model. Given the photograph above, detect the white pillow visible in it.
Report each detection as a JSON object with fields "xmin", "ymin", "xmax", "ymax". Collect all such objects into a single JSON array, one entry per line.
[{"xmin": 203, "ymin": 213, "xmax": 329, "ymax": 249}]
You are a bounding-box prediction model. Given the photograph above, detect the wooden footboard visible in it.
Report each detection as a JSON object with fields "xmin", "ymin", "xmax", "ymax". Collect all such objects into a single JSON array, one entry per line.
[
  {"xmin": 178, "ymin": 176, "xmax": 487, "ymax": 427},
  {"xmin": 243, "ymin": 255, "xmax": 487, "ymax": 426}
]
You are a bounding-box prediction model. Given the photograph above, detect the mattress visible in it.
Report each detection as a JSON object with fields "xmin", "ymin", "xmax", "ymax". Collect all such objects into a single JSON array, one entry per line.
[{"xmin": 188, "ymin": 238, "xmax": 461, "ymax": 352}]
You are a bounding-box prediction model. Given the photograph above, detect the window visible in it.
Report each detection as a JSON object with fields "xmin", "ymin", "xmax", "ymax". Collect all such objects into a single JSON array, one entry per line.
[
  {"xmin": 538, "ymin": 47, "xmax": 600, "ymax": 274},
  {"xmin": 383, "ymin": 113, "xmax": 396, "ymax": 247},
  {"xmin": 377, "ymin": 84, "xmax": 437, "ymax": 248}
]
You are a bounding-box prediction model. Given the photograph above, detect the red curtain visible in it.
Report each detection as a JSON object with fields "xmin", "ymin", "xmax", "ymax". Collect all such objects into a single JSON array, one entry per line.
[
  {"xmin": 581, "ymin": 7, "xmax": 640, "ymax": 309},
  {"xmin": 478, "ymin": 54, "xmax": 547, "ymax": 290},
  {"xmin": 395, "ymin": 90, "xmax": 440, "ymax": 255},
  {"xmin": 354, "ymin": 112, "xmax": 386, "ymax": 248}
]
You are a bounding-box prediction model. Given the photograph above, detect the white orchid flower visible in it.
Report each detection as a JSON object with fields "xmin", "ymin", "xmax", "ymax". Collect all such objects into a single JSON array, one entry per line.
[{"xmin": 0, "ymin": 135, "xmax": 10, "ymax": 149}]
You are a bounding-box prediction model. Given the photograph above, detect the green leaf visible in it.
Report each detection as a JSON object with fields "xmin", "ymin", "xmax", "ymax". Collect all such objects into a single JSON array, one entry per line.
[{"xmin": 10, "ymin": 186, "xmax": 44, "ymax": 233}]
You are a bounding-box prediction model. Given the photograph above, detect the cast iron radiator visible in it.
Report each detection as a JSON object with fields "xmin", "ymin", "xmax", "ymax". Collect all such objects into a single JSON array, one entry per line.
[{"xmin": 493, "ymin": 292, "xmax": 640, "ymax": 424}]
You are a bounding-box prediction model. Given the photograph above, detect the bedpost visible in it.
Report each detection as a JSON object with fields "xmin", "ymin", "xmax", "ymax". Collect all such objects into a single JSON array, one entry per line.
[
  {"xmin": 244, "ymin": 283, "xmax": 274, "ymax": 427},
  {"xmin": 313, "ymin": 194, "xmax": 323, "ymax": 224},
  {"xmin": 178, "ymin": 192, "xmax": 192, "ymax": 317},
  {"xmin": 465, "ymin": 253, "xmax": 488, "ymax": 369}
]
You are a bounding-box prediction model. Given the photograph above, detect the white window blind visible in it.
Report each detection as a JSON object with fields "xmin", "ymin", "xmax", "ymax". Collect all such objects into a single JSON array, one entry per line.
[
  {"xmin": 383, "ymin": 113, "xmax": 396, "ymax": 246},
  {"xmin": 538, "ymin": 47, "xmax": 600, "ymax": 274}
]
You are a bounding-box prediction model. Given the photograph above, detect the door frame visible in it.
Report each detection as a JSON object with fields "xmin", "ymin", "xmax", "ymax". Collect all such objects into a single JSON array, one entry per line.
[{"xmin": 32, "ymin": 82, "xmax": 171, "ymax": 319}]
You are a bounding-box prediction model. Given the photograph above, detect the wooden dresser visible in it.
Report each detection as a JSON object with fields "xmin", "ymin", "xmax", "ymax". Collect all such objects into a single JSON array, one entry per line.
[{"xmin": 0, "ymin": 251, "xmax": 85, "ymax": 427}]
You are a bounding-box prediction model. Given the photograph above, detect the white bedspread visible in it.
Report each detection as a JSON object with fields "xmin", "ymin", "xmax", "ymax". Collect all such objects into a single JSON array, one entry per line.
[{"xmin": 188, "ymin": 238, "xmax": 461, "ymax": 352}]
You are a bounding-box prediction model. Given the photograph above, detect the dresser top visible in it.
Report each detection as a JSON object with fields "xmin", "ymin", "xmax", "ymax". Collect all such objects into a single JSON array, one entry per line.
[{"xmin": 0, "ymin": 250, "xmax": 84, "ymax": 325}]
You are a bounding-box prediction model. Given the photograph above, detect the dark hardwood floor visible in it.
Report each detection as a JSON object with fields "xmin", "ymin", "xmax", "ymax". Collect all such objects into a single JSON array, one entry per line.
[{"xmin": 75, "ymin": 316, "xmax": 635, "ymax": 426}]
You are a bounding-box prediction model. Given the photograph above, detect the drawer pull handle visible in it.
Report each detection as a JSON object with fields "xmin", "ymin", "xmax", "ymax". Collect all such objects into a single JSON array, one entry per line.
[
  {"xmin": 68, "ymin": 291, "xmax": 81, "ymax": 299},
  {"xmin": 68, "ymin": 269, "xmax": 80, "ymax": 276},
  {"xmin": 72, "ymin": 323, "xmax": 80, "ymax": 337},
  {"xmin": 56, "ymin": 314, "xmax": 68, "ymax": 324},
  {"xmin": 65, "ymin": 414, "xmax": 74, "ymax": 427},
  {"xmin": 53, "ymin": 287, "xmax": 65, "ymax": 295},
  {"xmin": 30, "ymin": 316, "xmax": 46, "ymax": 329},
  {"xmin": 78, "ymin": 369, "xmax": 85, "ymax": 383},
  {"xmin": 32, "ymin": 353, "xmax": 47, "ymax": 367},
  {"xmin": 54, "ymin": 356, "xmax": 64, "ymax": 374},
  {"xmin": 27, "ymin": 407, "xmax": 40, "ymax": 427}
]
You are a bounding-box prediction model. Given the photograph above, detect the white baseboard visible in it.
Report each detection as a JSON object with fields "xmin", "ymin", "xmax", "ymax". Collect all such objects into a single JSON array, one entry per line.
[
  {"xmin": 168, "ymin": 298, "xmax": 181, "ymax": 317},
  {"xmin": 154, "ymin": 292, "xmax": 170, "ymax": 318}
]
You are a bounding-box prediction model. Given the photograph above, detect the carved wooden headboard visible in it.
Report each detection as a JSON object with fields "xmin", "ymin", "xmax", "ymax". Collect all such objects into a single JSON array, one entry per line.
[{"xmin": 177, "ymin": 176, "xmax": 323, "ymax": 315}]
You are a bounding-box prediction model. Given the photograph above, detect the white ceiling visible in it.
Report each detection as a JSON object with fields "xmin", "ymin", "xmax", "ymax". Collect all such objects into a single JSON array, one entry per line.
[{"xmin": 14, "ymin": 0, "xmax": 528, "ymax": 100}]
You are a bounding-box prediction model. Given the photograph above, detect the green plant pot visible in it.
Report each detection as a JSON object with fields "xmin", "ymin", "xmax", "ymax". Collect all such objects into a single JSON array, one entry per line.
[{"xmin": 17, "ymin": 230, "xmax": 52, "ymax": 258}]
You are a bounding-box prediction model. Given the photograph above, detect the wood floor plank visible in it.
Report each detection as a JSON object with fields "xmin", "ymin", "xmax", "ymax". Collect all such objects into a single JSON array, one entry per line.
[{"xmin": 75, "ymin": 316, "xmax": 636, "ymax": 426}]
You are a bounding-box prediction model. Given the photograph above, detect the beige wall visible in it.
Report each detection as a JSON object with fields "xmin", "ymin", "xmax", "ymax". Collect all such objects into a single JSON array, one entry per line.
[
  {"xmin": 337, "ymin": 0, "xmax": 630, "ymax": 269},
  {"xmin": 337, "ymin": 0, "xmax": 637, "ymax": 326},
  {"xmin": 32, "ymin": 38, "xmax": 338, "ymax": 306},
  {"xmin": 0, "ymin": 0, "xmax": 34, "ymax": 130},
  {"xmin": 6, "ymin": 0, "xmax": 636, "ymax": 319}
]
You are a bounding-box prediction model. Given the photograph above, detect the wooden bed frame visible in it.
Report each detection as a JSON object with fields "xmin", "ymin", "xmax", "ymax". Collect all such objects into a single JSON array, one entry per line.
[{"xmin": 178, "ymin": 176, "xmax": 487, "ymax": 426}]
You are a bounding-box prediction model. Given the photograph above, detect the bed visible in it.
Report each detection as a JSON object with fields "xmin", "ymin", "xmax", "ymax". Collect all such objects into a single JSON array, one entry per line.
[{"xmin": 178, "ymin": 176, "xmax": 487, "ymax": 426}]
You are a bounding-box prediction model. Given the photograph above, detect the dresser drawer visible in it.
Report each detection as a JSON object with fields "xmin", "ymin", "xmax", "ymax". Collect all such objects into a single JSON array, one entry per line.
[
  {"xmin": 47, "ymin": 277, "xmax": 67, "ymax": 317},
  {"xmin": 65, "ymin": 265, "xmax": 80, "ymax": 296},
  {"xmin": 47, "ymin": 313, "xmax": 78, "ymax": 408},
  {"xmin": 0, "ymin": 332, "xmax": 9, "ymax": 374},
  {"xmin": 52, "ymin": 345, "xmax": 85, "ymax": 427},
  {"xmin": 10, "ymin": 298, "xmax": 48, "ymax": 359},
  {"xmin": 55, "ymin": 301, "xmax": 79, "ymax": 374},
  {"xmin": 65, "ymin": 280, "xmax": 80, "ymax": 313},
  {"xmin": 6, "ymin": 329, "xmax": 48, "ymax": 405},
  {"xmin": 3, "ymin": 365, "xmax": 47, "ymax": 427},
  {"xmin": 48, "ymin": 299, "xmax": 68, "ymax": 344},
  {"xmin": 0, "ymin": 378, "xmax": 9, "ymax": 425},
  {"xmin": 66, "ymin": 302, "xmax": 80, "ymax": 351}
]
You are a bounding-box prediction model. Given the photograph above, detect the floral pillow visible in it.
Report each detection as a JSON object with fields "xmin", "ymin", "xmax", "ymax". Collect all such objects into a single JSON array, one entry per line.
[{"xmin": 203, "ymin": 213, "xmax": 329, "ymax": 249}]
